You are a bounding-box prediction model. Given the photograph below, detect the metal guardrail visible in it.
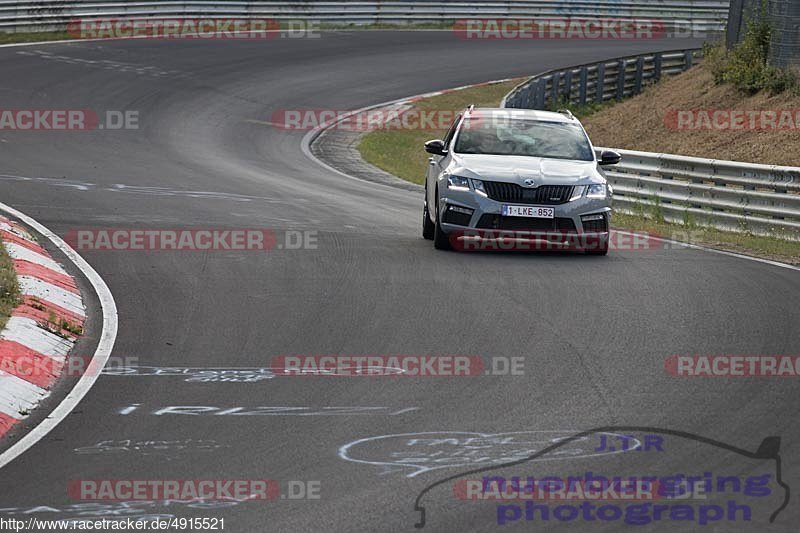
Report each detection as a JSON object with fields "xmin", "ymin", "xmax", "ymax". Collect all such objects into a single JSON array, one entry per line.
[
  {"xmin": 0, "ymin": 1, "xmax": 731, "ymax": 32},
  {"xmin": 503, "ymin": 49, "xmax": 701, "ymax": 109},
  {"xmin": 595, "ymin": 147, "xmax": 800, "ymax": 239}
]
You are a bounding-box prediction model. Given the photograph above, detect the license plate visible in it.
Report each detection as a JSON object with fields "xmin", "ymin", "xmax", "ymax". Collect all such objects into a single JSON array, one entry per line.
[{"xmin": 502, "ymin": 205, "xmax": 554, "ymax": 218}]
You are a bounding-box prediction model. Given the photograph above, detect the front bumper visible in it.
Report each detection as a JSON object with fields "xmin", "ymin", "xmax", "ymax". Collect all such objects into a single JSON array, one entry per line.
[{"xmin": 439, "ymin": 188, "xmax": 610, "ymax": 231}]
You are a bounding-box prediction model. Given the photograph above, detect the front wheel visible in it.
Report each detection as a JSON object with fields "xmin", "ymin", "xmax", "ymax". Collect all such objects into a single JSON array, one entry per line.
[
  {"xmin": 422, "ymin": 199, "xmax": 434, "ymax": 240},
  {"xmin": 586, "ymin": 247, "xmax": 608, "ymax": 256},
  {"xmin": 585, "ymin": 235, "xmax": 609, "ymax": 255},
  {"xmin": 433, "ymin": 193, "xmax": 451, "ymax": 250}
]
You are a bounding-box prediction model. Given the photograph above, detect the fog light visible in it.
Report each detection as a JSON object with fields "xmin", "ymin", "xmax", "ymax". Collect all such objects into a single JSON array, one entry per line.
[
  {"xmin": 448, "ymin": 205, "xmax": 474, "ymax": 215},
  {"xmin": 581, "ymin": 213, "xmax": 608, "ymax": 233},
  {"xmin": 442, "ymin": 205, "xmax": 474, "ymax": 226}
]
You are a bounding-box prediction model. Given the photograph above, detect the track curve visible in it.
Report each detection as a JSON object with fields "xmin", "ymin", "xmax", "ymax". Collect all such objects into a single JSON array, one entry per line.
[{"xmin": 0, "ymin": 31, "xmax": 797, "ymax": 531}]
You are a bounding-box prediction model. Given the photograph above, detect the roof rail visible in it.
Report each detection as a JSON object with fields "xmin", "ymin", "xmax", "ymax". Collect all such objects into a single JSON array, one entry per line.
[{"xmin": 556, "ymin": 108, "xmax": 575, "ymax": 119}]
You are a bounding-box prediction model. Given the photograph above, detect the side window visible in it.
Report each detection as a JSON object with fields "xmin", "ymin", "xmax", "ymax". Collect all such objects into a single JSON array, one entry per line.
[{"xmin": 443, "ymin": 114, "xmax": 462, "ymax": 150}]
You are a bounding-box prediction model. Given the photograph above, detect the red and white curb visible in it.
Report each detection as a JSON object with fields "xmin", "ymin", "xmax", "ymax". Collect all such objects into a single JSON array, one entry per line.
[
  {"xmin": 0, "ymin": 215, "xmax": 87, "ymax": 438},
  {"xmin": 0, "ymin": 203, "xmax": 115, "ymax": 471}
]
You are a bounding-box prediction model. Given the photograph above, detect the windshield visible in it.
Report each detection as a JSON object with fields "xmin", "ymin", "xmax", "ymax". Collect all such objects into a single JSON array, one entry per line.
[{"xmin": 453, "ymin": 116, "xmax": 594, "ymax": 161}]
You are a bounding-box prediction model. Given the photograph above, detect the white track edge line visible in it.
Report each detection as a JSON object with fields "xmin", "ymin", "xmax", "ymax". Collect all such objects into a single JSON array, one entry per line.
[
  {"xmin": 0, "ymin": 201, "xmax": 118, "ymax": 469},
  {"xmin": 613, "ymin": 230, "xmax": 800, "ymax": 272}
]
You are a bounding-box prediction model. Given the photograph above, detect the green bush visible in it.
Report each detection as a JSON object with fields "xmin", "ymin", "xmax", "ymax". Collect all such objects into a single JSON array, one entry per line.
[
  {"xmin": 702, "ymin": 41, "xmax": 728, "ymax": 85},
  {"xmin": 704, "ymin": 10, "xmax": 796, "ymax": 95}
]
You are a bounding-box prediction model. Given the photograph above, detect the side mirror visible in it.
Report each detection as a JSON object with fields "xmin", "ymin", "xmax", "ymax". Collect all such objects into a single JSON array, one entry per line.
[
  {"xmin": 599, "ymin": 150, "xmax": 621, "ymax": 166},
  {"xmin": 424, "ymin": 139, "xmax": 446, "ymax": 156}
]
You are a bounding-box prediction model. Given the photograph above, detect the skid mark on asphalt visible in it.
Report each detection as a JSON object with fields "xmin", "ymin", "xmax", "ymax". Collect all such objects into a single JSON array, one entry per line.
[
  {"xmin": 74, "ymin": 438, "xmax": 230, "ymax": 457},
  {"xmin": 0, "ymin": 174, "xmax": 285, "ymax": 203},
  {"xmin": 117, "ymin": 405, "xmax": 419, "ymax": 416},
  {"xmin": 102, "ymin": 365, "xmax": 404, "ymax": 381},
  {"xmin": 15, "ymin": 50, "xmax": 184, "ymax": 78},
  {"xmin": 0, "ymin": 498, "xmax": 249, "ymax": 522}
]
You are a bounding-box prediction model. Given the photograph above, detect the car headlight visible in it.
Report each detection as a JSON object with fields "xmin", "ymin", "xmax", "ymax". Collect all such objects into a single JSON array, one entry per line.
[
  {"xmin": 471, "ymin": 179, "xmax": 488, "ymax": 197},
  {"xmin": 447, "ymin": 175, "xmax": 470, "ymax": 191},
  {"xmin": 586, "ymin": 184, "xmax": 607, "ymax": 198}
]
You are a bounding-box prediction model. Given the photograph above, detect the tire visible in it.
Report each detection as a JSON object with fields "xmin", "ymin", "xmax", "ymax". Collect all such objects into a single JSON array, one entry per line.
[
  {"xmin": 433, "ymin": 193, "xmax": 452, "ymax": 250},
  {"xmin": 586, "ymin": 247, "xmax": 608, "ymax": 256},
  {"xmin": 586, "ymin": 235, "xmax": 609, "ymax": 255},
  {"xmin": 422, "ymin": 198, "xmax": 434, "ymax": 240}
]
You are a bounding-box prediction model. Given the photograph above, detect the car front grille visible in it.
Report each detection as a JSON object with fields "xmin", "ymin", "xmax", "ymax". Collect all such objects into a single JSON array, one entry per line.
[
  {"xmin": 483, "ymin": 182, "xmax": 573, "ymax": 205},
  {"xmin": 476, "ymin": 215, "xmax": 577, "ymax": 232}
]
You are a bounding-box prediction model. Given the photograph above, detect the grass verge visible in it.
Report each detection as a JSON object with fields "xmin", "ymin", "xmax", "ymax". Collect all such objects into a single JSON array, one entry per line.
[
  {"xmin": 357, "ymin": 78, "xmax": 800, "ymax": 262},
  {"xmin": 613, "ymin": 213, "xmax": 800, "ymax": 265},
  {"xmin": 0, "ymin": 31, "xmax": 71, "ymax": 45},
  {"xmin": 0, "ymin": 237, "xmax": 20, "ymax": 330}
]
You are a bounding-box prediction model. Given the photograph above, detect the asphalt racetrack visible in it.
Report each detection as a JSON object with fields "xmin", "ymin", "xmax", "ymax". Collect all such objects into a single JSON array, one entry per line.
[{"xmin": 0, "ymin": 31, "xmax": 798, "ymax": 531}]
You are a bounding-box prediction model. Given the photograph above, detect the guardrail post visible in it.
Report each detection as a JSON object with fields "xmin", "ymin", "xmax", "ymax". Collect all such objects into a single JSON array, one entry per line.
[
  {"xmin": 523, "ymin": 84, "xmax": 534, "ymax": 108},
  {"xmin": 634, "ymin": 57, "xmax": 644, "ymax": 94},
  {"xmin": 654, "ymin": 53, "xmax": 663, "ymax": 82},
  {"xmin": 564, "ymin": 70, "xmax": 573, "ymax": 106},
  {"xmin": 578, "ymin": 66, "xmax": 588, "ymax": 105},
  {"xmin": 551, "ymin": 73, "xmax": 561, "ymax": 108},
  {"xmin": 536, "ymin": 79, "xmax": 546, "ymax": 109},
  {"xmin": 596, "ymin": 63, "xmax": 605, "ymax": 103},
  {"xmin": 615, "ymin": 59, "xmax": 626, "ymax": 101},
  {"xmin": 522, "ymin": 81, "xmax": 532, "ymax": 109},
  {"xmin": 683, "ymin": 50, "xmax": 694, "ymax": 70}
]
